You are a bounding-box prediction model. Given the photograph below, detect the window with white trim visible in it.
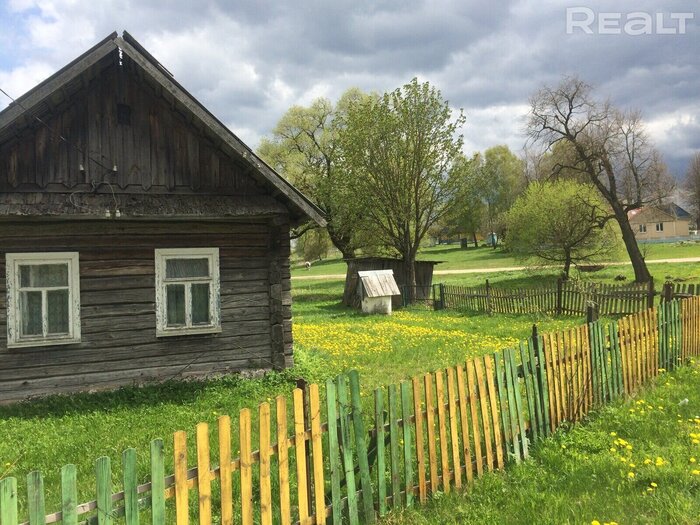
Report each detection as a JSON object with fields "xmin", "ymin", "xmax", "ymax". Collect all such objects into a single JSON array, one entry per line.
[
  {"xmin": 639, "ymin": 224, "xmax": 647, "ymax": 233},
  {"xmin": 155, "ymin": 248, "xmax": 221, "ymax": 336},
  {"xmin": 656, "ymin": 222, "xmax": 664, "ymax": 232},
  {"xmin": 6, "ymin": 252, "xmax": 81, "ymax": 348}
]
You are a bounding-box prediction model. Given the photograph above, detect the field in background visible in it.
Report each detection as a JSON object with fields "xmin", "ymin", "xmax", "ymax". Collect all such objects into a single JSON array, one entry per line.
[{"xmin": 291, "ymin": 241, "xmax": 700, "ymax": 278}]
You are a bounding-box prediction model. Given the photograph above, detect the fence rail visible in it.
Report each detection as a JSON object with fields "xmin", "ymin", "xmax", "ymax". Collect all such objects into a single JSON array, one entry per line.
[{"xmin": 1, "ymin": 297, "xmax": 699, "ymax": 525}]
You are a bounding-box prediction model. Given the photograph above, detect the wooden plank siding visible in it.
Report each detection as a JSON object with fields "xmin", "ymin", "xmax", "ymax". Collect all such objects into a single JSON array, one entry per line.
[
  {"xmin": 0, "ymin": 58, "xmax": 265, "ymax": 198},
  {"xmin": 0, "ymin": 218, "xmax": 291, "ymax": 402}
]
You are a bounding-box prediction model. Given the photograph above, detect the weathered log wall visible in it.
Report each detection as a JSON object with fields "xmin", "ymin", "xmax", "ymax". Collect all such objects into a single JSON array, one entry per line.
[{"xmin": 0, "ymin": 218, "xmax": 291, "ymax": 402}]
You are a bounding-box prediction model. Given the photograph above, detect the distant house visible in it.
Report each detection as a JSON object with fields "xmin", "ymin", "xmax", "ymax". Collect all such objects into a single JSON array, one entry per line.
[
  {"xmin": 628, "ymin": 203, "xmax": 691, "ymax": 241},
  {"xmin": 0, "ymin": 32, "xmax": 324, "ymax": 402}
]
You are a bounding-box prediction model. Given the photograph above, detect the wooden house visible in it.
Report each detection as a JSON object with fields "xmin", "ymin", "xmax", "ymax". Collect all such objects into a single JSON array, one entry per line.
[
  {"xmin": 0, "ymin": 32, "xmax": 325, "ymax": 403},
  {"xmin": 628, "ymin": 203, "xmax": 691, "ymax": 242}
]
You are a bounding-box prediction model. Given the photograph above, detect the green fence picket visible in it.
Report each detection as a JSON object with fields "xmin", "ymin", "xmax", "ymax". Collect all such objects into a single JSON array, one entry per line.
[
  {"xmin": 535, "ymin": 336, "xmax": 551, "ymax": 436},
  {"xmin": 607, "ymin": 322, "xmax": 622, "ymax": 398},
  {"xmin": 400, "ymin": 381, "xmax": 414, "ymax": 507},
  {"xmin": 388, "ymin": 384, "xmax": 401, "ymax": 508},
  {"xmin": 0, "ymin": 477, "xmax": 18, "ymax": 525},
  {"xmin": 600, "ymin": 323, "xmax": 613, "ymax": 402},
  {"xmin": 589, "ymin": 323, "xmax": 601, "ymax": 406},
  {"xmin": 507, "ymin": 349, "xmax": 528, "ymax": 459},
  {"xmin": 325, "ymin": 379, "xmax": 342, "ymax": 525},
  {"xmin": 337, "ymin": 375, "xmax": 359, "ymax": 525},
  {"xmin": 503, "ymin": 351, "xmax": 521, "ymax": 463},
  {"xmin": 61, "ymin": 464, "xmax": 78, "ymax": 525},
  {"xmin": 349, "ymin": 371, "xmax": 375, "ymax": 523},
  {"xmin": 519, "ymin": 342, "xmax": 538, "ymax": 443},
  {"xmin": 27, "ymin": 470, "xmax": 46, "ymax": 525},
  {"xmin": 150, "ymin": 439, "xmax": 165, "ymax": 525},
  {"xmin": 96, "ymin": 456, "xmax": 112, "ymax": 525},
  {"xmin": 527, "ymin": 338, "xmax": 544, "ymax": 440},
  {"xmin": 493, "ymin": 352, "xmax": 513, "ymax": 460},
  {"xmin": 122, "ymin": 449, "xmax": 139, "ymax": 525},
  {"xmin": 374, "ymin": 388, "xmax": 387, "ymax": 517}
]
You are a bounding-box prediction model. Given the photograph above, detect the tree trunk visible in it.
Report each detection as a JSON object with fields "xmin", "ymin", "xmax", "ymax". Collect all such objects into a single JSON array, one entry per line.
[
  {"xmin": 326, "ymin": 222, "xmax": 355, "ymax": 260},
  {"xmin": 613, "ymin": 204, "xmax": 652, "ymax": 283},
  {"xmin": 563, "ymin": 250, "xmax": 572, "ymax": 280},
  {"xmin": 403, "ymin": 250, "xmax": 418, "ymax": 304},
  {"xmin": 472, "ymin": 231, "xmax": 478, "ymax": 248}
]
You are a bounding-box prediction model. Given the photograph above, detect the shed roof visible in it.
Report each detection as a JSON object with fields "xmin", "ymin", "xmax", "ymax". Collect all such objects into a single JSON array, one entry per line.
[
  {"xmin": 0, "ymin": 31, "xmax": 325, "ymax": 227},
  {"xmin": 358, "ymin": 270, "xmax": 401, "ymax": 298}
]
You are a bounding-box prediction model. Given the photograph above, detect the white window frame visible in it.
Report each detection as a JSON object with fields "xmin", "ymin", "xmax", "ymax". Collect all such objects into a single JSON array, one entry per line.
[
  {"xmin": 154, "ymin": 248, "xmax": 221, "ymax": 337},
  {"xmin": 656, "ymin": 222, "xmax": 664, "ymax": 232},
  {"xmin": 6, "ymin": 252, "xmax": 81, "ymax": 348}
]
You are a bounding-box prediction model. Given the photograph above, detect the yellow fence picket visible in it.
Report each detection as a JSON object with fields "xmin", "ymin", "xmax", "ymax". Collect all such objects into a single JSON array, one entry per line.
[
  {"xmin": 259, "ymin": 403, "xmax": 272, "ymax": 525},
  {"xmin": 293, "ymin": 388, "xmax": 310, "ymax": 524},
  {"xmin": 309, "ymin": 384, "xmax": 325, "ymax": 525},
  {"xmin": 196, "ymin": 423, "xmax": 212, "ymax": 525},
  {"xmin": 240, "ymin": 409, "xmax": 253, "ymax": 525},
  {"xmin": 218, "ymin": 416, "xmax": 233, "ymax": 525},
  {"xmin": 424, "ymin": 373, "xmax": 439, "ymax": 494},
  {"xmin": 276, "ymin": 395, "xmax": 292, "ymax": 525},
  {"xmin": 174, "ymin": 431, "xmax": 188, "ymax": 525}
]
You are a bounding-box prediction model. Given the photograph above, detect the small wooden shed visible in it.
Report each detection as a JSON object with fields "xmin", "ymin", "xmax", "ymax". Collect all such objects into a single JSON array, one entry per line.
[
  {"xmin": 0, "ymin": 32, "xmax": 325, "ymax": 402},
  {"xmin": 343, "ymin": 258, "xmax": 439, "ymax": 308},
  {"xmin": 357, "ymin": 270, "xmax": 401, "ymax": 314}
]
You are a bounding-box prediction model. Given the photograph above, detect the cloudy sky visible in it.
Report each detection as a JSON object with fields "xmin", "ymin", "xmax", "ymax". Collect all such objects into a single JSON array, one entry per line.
[{"xmin": 0, "ymin": 0, "xmax": 698, "ymax": 178}]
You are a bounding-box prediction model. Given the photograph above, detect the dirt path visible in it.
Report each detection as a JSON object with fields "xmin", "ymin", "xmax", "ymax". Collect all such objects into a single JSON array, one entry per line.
[{"xmin": 291, "ymin": 257, "xmax": 700, "ymax": 281}]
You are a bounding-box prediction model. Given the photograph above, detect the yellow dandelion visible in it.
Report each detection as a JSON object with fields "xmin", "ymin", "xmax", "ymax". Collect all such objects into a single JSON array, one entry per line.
[{"xmin": 628, "ymin": 471, "xmax": 635, "ymax": 479}]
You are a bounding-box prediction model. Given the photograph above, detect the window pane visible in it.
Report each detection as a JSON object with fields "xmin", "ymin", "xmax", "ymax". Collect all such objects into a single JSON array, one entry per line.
[
  {"xmin": 47, "ymin": 289, "xmax": 69, "ymax": 334},
  {"xmin": 165, "ymin": 258, "xmax": 209, "ymax": 279},
  {"xmin": 20, "ymin": 264, "xmax": 69, "ymax": 287},
  {"xmin": 166, "ymin": 284, "xmax": 186, "ymax": 326},
  {"xmin": 191, "ymin": 283, "xmax": 210, "ymax": 325},
  {"xmin": 20, "ymin": 291, "xmax": 42, "ymax": 336}
]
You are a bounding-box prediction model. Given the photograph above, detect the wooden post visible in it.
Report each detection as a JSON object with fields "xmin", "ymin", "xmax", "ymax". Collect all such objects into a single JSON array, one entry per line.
[
  {"xmin": 439, "ymin": 283, "xmax": 445, "ymax": 311},
  {"xmin": 485, "ymin": 279, "xmax": 493, "ymax": 315},
  {"xmin": 662, "ymin": 282, "xmax": 673, "ymax": 303},
  {"xmin": 556, "ymin": 278, "xmax": 563, "ymax": 316},
  {"xmin": 647, "ymin": 277, "xmax": 655, "ymax": 309},
  {"xmin": 296, "ymin": 378, "xmax": 314, "ymax": 515},
  {"xmin": 586, "ymin": 304, "xmax": 598, "ymax": 324}
]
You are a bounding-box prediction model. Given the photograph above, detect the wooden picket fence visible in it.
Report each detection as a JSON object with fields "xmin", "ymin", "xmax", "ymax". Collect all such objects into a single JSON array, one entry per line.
[
  {"xmin": 1, "ymin": 297, "xmax": 699, "ymax": 525},
  {"xmin": 437, "ymin": 279, "xmax": 654, "ymax": 316}
]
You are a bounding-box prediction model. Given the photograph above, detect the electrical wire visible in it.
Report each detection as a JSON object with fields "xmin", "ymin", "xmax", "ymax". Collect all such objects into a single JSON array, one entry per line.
[{"xmin": 0, "ymin": 86, "xmax": 116, "ymax": 174}]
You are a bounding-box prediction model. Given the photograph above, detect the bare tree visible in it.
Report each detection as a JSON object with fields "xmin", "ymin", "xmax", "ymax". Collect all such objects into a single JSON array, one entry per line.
[
  {"xmin": 526, "ymin": 76, "xmax": 673, "ymax": 283},
  {"xmin": 685, "ymin": 152, "xmax": 700, "ymax": 228}
]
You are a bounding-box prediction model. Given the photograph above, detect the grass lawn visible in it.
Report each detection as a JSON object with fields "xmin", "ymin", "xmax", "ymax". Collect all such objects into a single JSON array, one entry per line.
[
  {"xmin": 435, "ymin": 261, "xmax": 700, "ymax": 289},
  {"xmin": 0, "ymin": 278, "xmax": 579, "ymax": 520},
  {"xmin": 0, "ymin": 263, "xmax": 698, "ymax": 520},
  {"xmin": 292, "ymin": 279, "xmax": 580, "ymax": 391},
  {"xmin": 291, "ymin": 240, "xmax": 700, "ymax": 277},
  {"xmin": 382, "ymin": 358, "xmax": 700, "ymax": 525}
]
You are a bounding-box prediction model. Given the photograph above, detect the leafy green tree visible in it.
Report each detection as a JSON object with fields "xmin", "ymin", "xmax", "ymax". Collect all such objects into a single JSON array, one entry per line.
[
  {"xmin": 436, "ymin": 153, "xmax": 486, "ymax": 246},
  {"xmin": 505, "ymin": 180, "xmax": 618, "ymax": 278},
  {"xmin": 480, "ymin": 145, "xmax": 526, "ymax": 243},
  {"xmin": 258, "ymin": 89, "xmax": 368, "ymax": 259},
  {"xmin": 341, "ymin": 78, "xmax": 465, "ymax": 297}
]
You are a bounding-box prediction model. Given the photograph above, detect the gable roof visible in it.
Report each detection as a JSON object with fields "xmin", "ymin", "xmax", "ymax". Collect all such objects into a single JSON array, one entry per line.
[
  {"xmin": 358, "ymin": 270, "xmax": 401, "ymax": 298},
  {"xmin": 0, "ymin": 31, "xmax": 325, "ymax": 227},
  {"xmin": 627, "ymin": 202, "xmax": 691, "ymax": 223}
]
